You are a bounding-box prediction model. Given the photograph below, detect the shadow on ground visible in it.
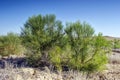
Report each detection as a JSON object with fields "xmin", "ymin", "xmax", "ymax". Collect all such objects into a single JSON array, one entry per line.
[{"xmin": 0, "ymin": 57, "xmax": 28, "ymax": 68}]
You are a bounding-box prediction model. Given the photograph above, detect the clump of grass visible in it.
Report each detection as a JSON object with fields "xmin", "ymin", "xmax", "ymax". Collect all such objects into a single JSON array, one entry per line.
[
  {"xmin": 0, "ymin": 62, "xmax": 29, "ymax": 80},
  {"xmin": 0, "ymin": 61, "xmax": 120, "ymax": 80}
]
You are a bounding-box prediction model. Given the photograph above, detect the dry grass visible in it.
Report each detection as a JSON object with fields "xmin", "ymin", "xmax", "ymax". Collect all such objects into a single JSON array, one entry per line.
[
  {"xmin": 0, "ymin": 52, "xmax": 120, "ymax": 80},
  {"xmin": 0, "ymin": 63, "xmax": 120, "ymax": 80},
  {"xmin": 0, "ymin": 63, "xmax": 94, "ymax": 80},
  {"xmin": 0, "ymin": 62, "xmax": 92, "ymax": 79},
  {"xmin": 0, "ymin": 63, "xmax": 30, "ymax": 80}
]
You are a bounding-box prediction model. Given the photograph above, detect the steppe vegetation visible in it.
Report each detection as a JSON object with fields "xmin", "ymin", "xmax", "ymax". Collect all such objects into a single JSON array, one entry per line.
[{"xmin": 0, "ymin": 14, "xmax": 120, "ymax": 80}]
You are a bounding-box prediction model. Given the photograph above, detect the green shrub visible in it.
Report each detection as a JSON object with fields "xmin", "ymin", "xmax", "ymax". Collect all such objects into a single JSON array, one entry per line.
[
  {"xmin": 21, "ymin": 14, "xmax": 64, "ymax": 67},
  {"xmin": 65, "ymin": 21, "xmax": 111, "ymax": 72},
  {"xmin": 0, "ymin": 33, "xmax": 25, "ymax": 57},
  {"xmin": 20, "ymin": 14, "xmax": 112, "ymax": 72},
  {"xmin": 26, "ymin": 52, "xmax": 41, "ymax": 67},
  {"xmin": 113, "ymin": 39, "xmax": 120, "ymax": 49}
]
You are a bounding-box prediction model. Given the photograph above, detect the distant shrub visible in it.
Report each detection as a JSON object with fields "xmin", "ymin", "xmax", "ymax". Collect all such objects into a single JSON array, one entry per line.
[
  {"xmin": 0, "ymin": 33, "xmax": 25, "ymax": 57},
  {"xmin": 113, "ymin": 39, "xmax": 120, "ymax": 49}
]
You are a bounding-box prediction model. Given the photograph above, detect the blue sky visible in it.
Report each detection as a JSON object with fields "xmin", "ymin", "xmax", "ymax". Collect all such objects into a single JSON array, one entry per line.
[{"xmin": 0, "ymin": 0, "xmax": 120, "ymax": 37}]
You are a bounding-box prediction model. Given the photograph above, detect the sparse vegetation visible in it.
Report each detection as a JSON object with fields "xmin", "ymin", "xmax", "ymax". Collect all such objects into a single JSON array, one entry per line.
[
  {"xmin": 0, "ymin": 63, "xmax": 120, "ymax": 80},
  {"xmin": 20, "ymin": 14, "xmax": 111, "ymax": 72},
  {"xmin": 1, "ymin": 14, "xmax": 120, "ymax": 80},
  {"xmin": 0, "ymin": 33, "xmax": 25, "ymax": 57},
  {"xmin": 113, "ymin": 39, "xmax": 120, "ymax": 49}
]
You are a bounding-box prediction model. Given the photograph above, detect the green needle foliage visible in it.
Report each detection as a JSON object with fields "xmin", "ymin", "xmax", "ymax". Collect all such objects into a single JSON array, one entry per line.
[
  {"xmin": 20, "ymin": 14, "xmax": 111, "ymax": 72},
  {"xmin": 21, "ymin": 14, "xmax": 64, "ymax": 67},
  {"xmin": 49, "ymin": 46, "xmax": 63, "ymax": 71},
  {"xmin": 0, "ymin": 14, "xmax": 112, "ymax": 73},
  {"xmin": 65, "ymin": 21, "xmax": 111, "ymax": 72},
  {"xmin": 0, "ymin": 33, "xmax": 24, "ymax": 57},
  {"xmin": 113, "ymin": 39, "xmax": 120, "ymax": 49}
]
